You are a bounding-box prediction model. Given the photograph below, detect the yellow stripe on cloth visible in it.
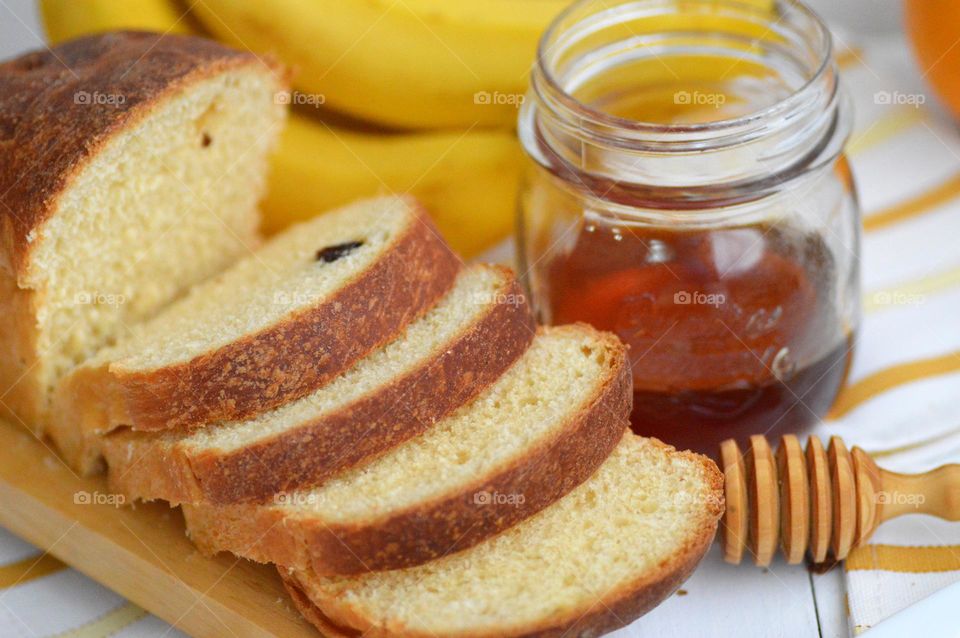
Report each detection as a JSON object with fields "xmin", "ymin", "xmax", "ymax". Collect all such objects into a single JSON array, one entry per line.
[
  {"xmin": 868, "ymin": 427, "xmax": 960, "ymax": 459},
  {"xmin": 864, "ymin": 170, "xmax": 960, "ymax": 232},
  {"xmin": 0, "ymin": 553, "xmax": 66, "ymax": 588},
  {"xmin": 829, "ymin": 350, "xmax": 960, "ymax": 418},
  {"xmin": 847, "ymin": 544, "xmax": 960, "ymax": 573},
  {"xmin": 847, "ymin": 107, "xmax": 926, "ymax": 157},
  {"xmin": 55, "ymin": 602, "xmax": 147, "ymax": 638},
  {"xmin": 865, "ymin": 264, "xmax": 960, "ymax": 314}
]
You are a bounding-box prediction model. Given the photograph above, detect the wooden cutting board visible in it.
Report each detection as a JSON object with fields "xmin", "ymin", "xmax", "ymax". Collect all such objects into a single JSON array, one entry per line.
[{"xmin": 0, "ymin": 419, "xmax": 319, "ymax": 637}]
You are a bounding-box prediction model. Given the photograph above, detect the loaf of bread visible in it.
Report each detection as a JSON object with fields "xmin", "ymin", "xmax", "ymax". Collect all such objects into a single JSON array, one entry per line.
[
  {"xmin": 182, "ymin": 324, "xmax": 630, "ymax": 574},
  {"xmin": 0, "ymin": 32, "xmax": 285, "ymax": 453},
  {"xmin": 4, "ymin": 30, "xmax": 725, "ymax": 638},
  {"xmin": 280, "ymin": 434, "xmax": 724, "ymax": 638},
  {"xmin": 57, "ymin": 195, "xmax": 459, "ymax": 471},
  {"xmin": 101, "ymin": 264, "xmax": 533, "ymax": 502}
]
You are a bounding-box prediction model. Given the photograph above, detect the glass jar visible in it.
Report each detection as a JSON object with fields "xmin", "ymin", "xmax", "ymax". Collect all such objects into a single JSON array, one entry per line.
[{"xmin": 517, "ymin": 0, "xmax": 860, "ymax": 454}]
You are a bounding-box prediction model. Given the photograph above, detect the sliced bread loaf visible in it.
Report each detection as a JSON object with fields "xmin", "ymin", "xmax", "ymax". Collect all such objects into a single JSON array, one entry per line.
[
  {"xmin": 0, "ymin": 32, "xmax": 284, "ymax": 452},
  {"xmin": 56, "ymin": 194, "xmax": 459, "ymax": 472},
  {"xmin": 182, "ymin": 324, "xmax": 630, "ymax": 574},
  {"xmin": 101, "ymin": 264, "xmax": 535, "ymax": 503},
  {"xmin": 280, "ymin": 434, "xmax": 724, "ymax": 638}
]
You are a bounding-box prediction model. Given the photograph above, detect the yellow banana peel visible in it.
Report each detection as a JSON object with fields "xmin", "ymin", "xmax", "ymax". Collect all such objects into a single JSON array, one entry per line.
[
  {"xmin": 190, "ymin": 0, "xmax": 567, "ymax": 130},
  {"xmin": 40, "ymin": 0, "xmax": 193, "ymax": 43},
  {"xmin": 188, "ymin": 0, "xmax": 775, "ymax": 131}
]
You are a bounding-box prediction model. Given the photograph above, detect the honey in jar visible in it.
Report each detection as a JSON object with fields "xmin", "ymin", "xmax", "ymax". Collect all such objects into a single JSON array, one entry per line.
[
  {"xmin": 547, "ymin": 221, "xmax": 854, "ymax": 454},
  {"xmin": 517, "ymin": 0, "xmax": 860, "ymax": 453}
]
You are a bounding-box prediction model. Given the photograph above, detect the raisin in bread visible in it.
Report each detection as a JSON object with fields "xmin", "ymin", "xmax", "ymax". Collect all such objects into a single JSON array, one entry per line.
[{"xmin": 57, "ymin": 195, "xmax": 459, "ymax": 472}]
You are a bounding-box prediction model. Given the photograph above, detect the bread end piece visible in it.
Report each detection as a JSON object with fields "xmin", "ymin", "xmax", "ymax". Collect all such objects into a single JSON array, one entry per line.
[{"xmin": 0, "ymin": 31, "xmax": 287, "ymax": 464}]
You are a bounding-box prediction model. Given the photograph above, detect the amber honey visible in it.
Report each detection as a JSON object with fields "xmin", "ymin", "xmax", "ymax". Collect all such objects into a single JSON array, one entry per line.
[{"xmin": 546, "ymin": 222, "xmax": 854, "ymax": 454}]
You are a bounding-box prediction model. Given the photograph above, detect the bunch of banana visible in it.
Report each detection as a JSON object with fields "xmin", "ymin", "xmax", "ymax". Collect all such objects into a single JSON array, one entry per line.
[
  {"xmin": 40, "ymin": 0, "xmax": 548, "ymax": 257},
  {"xmin": 190, "ymin": 0, "xmax": 567, "ymax": 130}
]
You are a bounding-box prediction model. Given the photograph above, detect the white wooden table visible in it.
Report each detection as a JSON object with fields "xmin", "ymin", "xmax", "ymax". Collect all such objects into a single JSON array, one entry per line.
[{"xmin": 617, "ymin": 545, "xmax": 847, "ymax": 637}]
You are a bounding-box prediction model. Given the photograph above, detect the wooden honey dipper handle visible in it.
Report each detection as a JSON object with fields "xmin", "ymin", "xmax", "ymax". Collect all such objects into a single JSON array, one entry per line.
[
  {"xmin": 878, "ymin": 464, "xmax": 960, "ymax": 522},
  {"xmin": 719, "ymin": 434, "xmax": 960, "ymax": 567}
]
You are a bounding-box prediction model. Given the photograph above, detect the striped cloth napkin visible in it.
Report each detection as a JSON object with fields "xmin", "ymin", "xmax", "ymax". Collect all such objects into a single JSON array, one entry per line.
[
  {"xmin": 806, "ymin": 36, "xmax": 960, "ymax": 634},
  {"xmin": 0, "ymin": 527, "xmax": 184, "ymax": 637}
]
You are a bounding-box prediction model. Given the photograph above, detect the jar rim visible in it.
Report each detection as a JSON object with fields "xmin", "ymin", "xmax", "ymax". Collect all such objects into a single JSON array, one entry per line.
[
  {"xmin": 533, "ymin": 0, "xmax": 835, "ymax": 141},
  {"xmin": 521, "ymin": 0, "xmax": 851, "ymax": 193}
]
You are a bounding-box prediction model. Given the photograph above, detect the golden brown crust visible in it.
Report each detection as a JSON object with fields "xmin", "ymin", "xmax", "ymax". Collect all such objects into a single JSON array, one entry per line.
[
  {"xmin": 0, "ymin": 31, "xmax": 276, "ymax": 280},
  {"xmin": 104, "ymin": 267, "xmax": 535, "ymax": 505},
  {"xmin": 188, "ymin": 269, "xmax": 533, "ymax": 503},
  {"xmin": 179, "ymin": 328, "xmax": 630, "ymax": 575},
  {"xmin": 301, "ymin": 333, "xmax": 630, "ymax": 574},
  {"xmin": 68, "ymin": 206, "xmax": 460, "ymax": 435},
  {"xmin": 279, "ymin": 441, "xmax": 724, "ymax": 638},
  {"xmin": 280, "ymin": 574, "xmax": 359, "ymax": 638},
  {"xmin": 0, "ymin": 270, "xmax": 43, "ymax": 430}
]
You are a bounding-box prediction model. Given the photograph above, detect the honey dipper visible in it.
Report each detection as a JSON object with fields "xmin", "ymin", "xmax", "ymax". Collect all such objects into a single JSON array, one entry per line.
[{"xmin": 719, "ymin": 434, "xmax": 960, "ymax": 566}]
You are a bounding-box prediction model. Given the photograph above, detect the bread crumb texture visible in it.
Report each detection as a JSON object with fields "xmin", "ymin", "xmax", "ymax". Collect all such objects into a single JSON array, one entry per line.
[{"xmin": 12, "ymin": 65, "xmax": 283, "ymax": 415}]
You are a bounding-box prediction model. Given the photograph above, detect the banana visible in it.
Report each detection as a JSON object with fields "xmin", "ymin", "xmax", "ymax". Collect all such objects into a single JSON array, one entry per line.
[
  {"xmin": 189, "ymin": 0, "xmax": 774, "ymax": 131},
  {"xmin": 266, "ymin": 116, "xmax": 522, "ymax": 258},
  {"xmin": 39, "ymin": 0, "xmax": 523, "ymax": 257},
  {"xmin": 40, "ymin": 0, "xmax": 194, "ymax": 43},
  {"xmin": 189, "ymin": 0, "xmax": 567, "ymax": 130}
]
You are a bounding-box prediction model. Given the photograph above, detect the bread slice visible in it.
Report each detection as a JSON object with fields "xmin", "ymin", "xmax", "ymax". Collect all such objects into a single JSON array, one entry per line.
[
  {"xmin": 101, "ymin": 264, "xmax": 535, "ymax": 503},
  {"xmin": 182, "ymin": 324, "xmax": 631, "ymax": 574},
  {"xmin": 0, "ymin": 32, "xmax": 284, "ymax": 451},
  {"xmin": 56, "ymin": 194, "xmax": 459, "ymax": 473},
  {"xmin": 280, "ymin": 434, "xmax": 724, "ymax": 638}
]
